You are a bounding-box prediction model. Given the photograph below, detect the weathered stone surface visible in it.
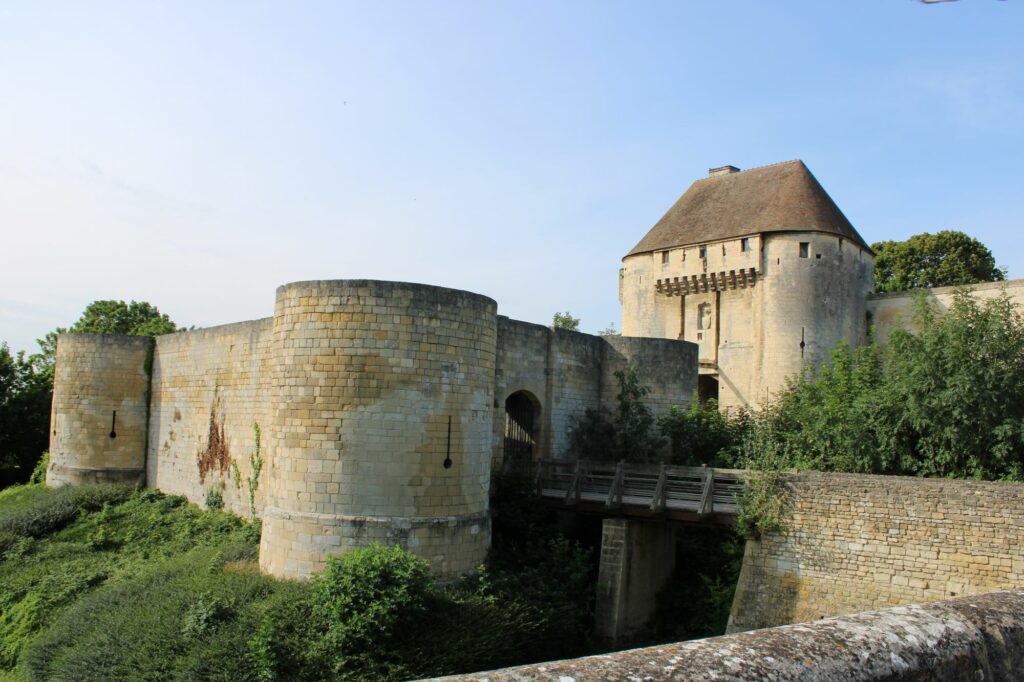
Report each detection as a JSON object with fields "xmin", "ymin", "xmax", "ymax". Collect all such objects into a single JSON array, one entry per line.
[
  {"xmin": 432, "ymin": 590, "xmax": 1024, "ymax": 681},
  {"xmin": 729, "ymin": 471, "xmax": 1024, "ymax": 633}
]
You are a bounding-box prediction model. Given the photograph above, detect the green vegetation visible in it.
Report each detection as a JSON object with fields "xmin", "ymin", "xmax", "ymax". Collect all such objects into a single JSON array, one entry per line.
[
  {"xmin": 743, "ymin": 290, "xmax": 1024, "ymax": 481},
  {"xmin": 0, "ymin": 347, "xmax": 51, "ymax": 489},
  {"xmin": 653, "ymin": 527, "xmax": 743, "ymax": 641},
  {"xmin": 0, "ymin": 482, "xmax": 597, "ymax": 681},
  {"xmin": 872, "ymin": 230, "xmax": 1004, "ymax": 293},
  {"xmin": 567, "ymin": 367, "xmax": 746, "ymax": 466},
  {"xmin": 245, "ymin": 422, "xmax": 263, "ymax": 518},
  {"xmin": 551, "ymin": 311, "xmax": 580, "ymax": 331},
  {"xmin": 33, "ymin": 299, "xmax": 179, "ymax": 381}
]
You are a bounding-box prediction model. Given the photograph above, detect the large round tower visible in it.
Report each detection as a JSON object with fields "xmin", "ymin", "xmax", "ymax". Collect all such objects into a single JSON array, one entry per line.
[{"xmin": 259, "ymin": 280, "xmax": 497, "ymax": 580}]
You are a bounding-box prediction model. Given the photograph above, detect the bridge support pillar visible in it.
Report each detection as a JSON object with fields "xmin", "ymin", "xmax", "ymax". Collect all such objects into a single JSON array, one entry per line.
[{"xmin": 595, "ymin": 518, "xmax": 676, "ymax": 645}]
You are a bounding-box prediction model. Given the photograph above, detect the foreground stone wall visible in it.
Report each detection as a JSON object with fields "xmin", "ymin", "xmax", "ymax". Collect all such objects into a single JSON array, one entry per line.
[
  {"xmin": 729, "ymin": 471, "xmax": 1024, "ymax": 633},
  {"xmin": 435, "ymin": 590, "xmax": 1024, "ymax": 681}
]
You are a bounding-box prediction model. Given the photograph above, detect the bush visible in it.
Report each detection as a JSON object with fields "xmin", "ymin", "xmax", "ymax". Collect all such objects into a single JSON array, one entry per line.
[
  {"xmin": 205, "ymin": 487, "xmax": 224, "ymax": 510},
  {"xmin": 27, "ymin": 453, "xmax": 47, "ymax": 486},
  {"xmin": 657, "ymin": 399, "xmax": 749, "ymax": 467},
  {"xmin": 567, "ymin": 366, "xmax": 663, "ymax": 463},
  {"xmin": 311, "ymin": 544, "xmax": 430, "ymax": 653},
  {"xmin": 0, "ymin": 484, "xmax": 259, "ymax": 672},
  {"xmin": 0, "ymin": 484, "xmax": 133, "ymax": 539}
]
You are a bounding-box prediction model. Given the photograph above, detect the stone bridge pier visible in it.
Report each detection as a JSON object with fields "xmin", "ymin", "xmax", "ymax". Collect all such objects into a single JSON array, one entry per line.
[{"xmin": 595, "ymin": 518, "xmax": 677, "ymax": 644}]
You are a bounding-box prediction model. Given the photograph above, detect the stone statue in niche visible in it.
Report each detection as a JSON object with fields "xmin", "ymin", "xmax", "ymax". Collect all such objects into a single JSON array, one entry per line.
[{"xmin": 698, "ymin": 302, "xmax": 712, "ymax": 331}]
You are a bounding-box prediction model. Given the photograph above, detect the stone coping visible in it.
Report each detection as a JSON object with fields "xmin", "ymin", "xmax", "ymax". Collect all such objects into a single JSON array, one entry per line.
[{"xmin": 429, "ymin": 590, "xmax": 1024, "ymax": 681}]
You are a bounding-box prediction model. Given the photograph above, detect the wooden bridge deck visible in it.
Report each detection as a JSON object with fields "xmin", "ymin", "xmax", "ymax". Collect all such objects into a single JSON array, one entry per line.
[{"xmin": 534, "ymin": 459, "xmax": 744, "ymax": 525}]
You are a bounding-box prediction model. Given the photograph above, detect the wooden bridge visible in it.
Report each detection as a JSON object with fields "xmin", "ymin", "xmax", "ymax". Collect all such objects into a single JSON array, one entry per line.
[{"xmin": 535, "ymin": 459, "xmax": 744, "ymax": 525}]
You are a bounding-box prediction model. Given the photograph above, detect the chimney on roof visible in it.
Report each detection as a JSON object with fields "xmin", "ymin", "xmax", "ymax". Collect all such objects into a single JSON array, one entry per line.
[{"xmin": 709, "ymin": 165, "xmax": 741, "ymax": 177}]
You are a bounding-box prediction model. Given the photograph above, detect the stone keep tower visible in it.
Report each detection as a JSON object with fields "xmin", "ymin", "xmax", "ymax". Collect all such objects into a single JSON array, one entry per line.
[{"xmin": 620, "ymin": 161, "xmax": 874, "ymax": 410}]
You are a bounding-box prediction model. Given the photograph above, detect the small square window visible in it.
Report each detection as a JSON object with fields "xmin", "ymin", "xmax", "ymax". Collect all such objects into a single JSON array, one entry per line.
[
  {"xmin": 699, "ymin": 245, "xmax": 707, "ymax": 259},
  {"xmin": 741, "ymin": 238, "xmax": 750, "ymax": 252},
  {"xmin": 799, "ymin": 242, "xmax": 809, "ymax": 258},
  {"xmin": 661, "ymin": 251, "xmax": 670, "ymax": 264}
]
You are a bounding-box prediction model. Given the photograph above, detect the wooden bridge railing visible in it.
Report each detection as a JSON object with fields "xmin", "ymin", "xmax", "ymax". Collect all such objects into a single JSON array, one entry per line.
[{"xmin": 535, "ymin": 459, "xmax": 744, "ymax": 518}]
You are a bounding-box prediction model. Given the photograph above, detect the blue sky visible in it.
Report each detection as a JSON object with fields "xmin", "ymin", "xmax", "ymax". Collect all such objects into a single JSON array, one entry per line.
[{"xmin": 2, "ymin": 1, "xmax": 1022, "ymax": 353}]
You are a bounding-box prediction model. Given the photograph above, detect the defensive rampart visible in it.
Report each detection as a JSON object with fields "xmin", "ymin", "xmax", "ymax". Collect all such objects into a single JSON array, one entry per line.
[
  {"xmin": 47, "ymin": 279, "xmax": 699, "ymax": 580},
  {"xmin": 728, "ymin": 471, "xmax": 1024, "ymax": 633}
]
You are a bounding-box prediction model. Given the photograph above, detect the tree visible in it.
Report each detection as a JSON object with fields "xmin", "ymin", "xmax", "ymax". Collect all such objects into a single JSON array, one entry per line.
[
  {"xmin": 566, "ymin": 366, "xmax": 663, "ymax": 463},
  {"xmin": 597, "ymin": 323, "xmax": 620, "ymax": 337},
  {"xmin": 872, "ymin": 230, "xmax": 1005, "ymax": 293},
  {"xmin": 551, "ymin": 312, "xmax": 580, "ymax": 331},
  {"xmin": 32, "ymin": 300, "xmax": 179, "ymax": 380},
  {"xmin": 0, "ymin": 343, "xmax": 52, "ymax": 488}
]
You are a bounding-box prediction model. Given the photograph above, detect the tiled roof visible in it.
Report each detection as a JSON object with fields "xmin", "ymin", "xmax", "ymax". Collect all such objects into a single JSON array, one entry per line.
[{"xmin": 626, "ymin": 160, "xmax": 870, "ymax": 257}]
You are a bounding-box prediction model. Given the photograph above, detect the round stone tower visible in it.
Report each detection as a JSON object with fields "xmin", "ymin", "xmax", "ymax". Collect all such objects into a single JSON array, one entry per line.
[
  {"xmin": 756, "ymin": 232, "xmax": 873, "ymax": 401},
  {"xmin": 47, "ymin": 333, "xmax": 153, "ymax": 486},
  {"xmin": 259, "ymin": 280, "xmax": 498, "ymax": 580}
]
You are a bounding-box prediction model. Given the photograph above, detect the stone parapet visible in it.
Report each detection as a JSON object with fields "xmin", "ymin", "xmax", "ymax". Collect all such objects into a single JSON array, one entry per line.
[{"xmin": 432, "ymin": 590, "xmax": 1024, "ymax": 681}]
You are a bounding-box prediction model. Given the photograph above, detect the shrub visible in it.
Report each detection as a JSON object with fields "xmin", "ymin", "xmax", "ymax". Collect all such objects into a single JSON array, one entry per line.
[
  {"xmin": 566, "ymin": 366, "xmax": 663, "ymax": 463},
  {"xmin": 28, "ymin": 453, "xmax": 48, "ymax": 485},
  {"xmin": 205, "ymin": 487, "xmax": 224, "ymax": 510},
  {"xmin": 310, "ymin": 544, "xmax": 430, "ymax": 653},
  {"xmin": 0, "ymin": 484, "xmax": 134, "ymax": 539},
  {"xmin": 657, "ymin": 399, "xmax": 749, "ymax": 467},
  {"xmin": 741, "ymin": 290, "xmax": 1024, "ymax": 482}
]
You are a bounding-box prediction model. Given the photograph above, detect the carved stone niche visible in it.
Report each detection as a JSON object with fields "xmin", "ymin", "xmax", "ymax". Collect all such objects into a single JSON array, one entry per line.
[{"xmin": 697, "ymin": 302, "xmax": 713, "ymax": 331}]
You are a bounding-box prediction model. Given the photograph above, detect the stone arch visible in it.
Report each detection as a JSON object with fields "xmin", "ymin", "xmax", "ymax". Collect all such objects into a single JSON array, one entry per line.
[{"xmin": 503, "ymin": 390, "xmax": 542, "ymax": 466}]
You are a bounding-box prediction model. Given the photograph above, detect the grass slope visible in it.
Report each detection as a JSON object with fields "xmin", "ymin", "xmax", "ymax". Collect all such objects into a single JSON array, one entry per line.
[{"xmin": 0, "ymin": 484, "xmax": 595, "ymax": 681}]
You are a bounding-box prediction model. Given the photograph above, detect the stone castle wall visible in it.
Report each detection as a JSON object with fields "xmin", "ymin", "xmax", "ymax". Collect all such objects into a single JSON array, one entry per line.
[
  {"xmin": 439, "ymin": 590, "xmax": 1024, "ymax": 682},
  {"xmin": 868, "ymin": 278, "xmax": 1024, "ymax": 344},
  {"xmin": 48, "ymin": 279, "xmax": 699, "ymax": 580},
  {"xmin": 147, "ymin": 318, "xmax": 275, "ymax": 519},
  {"xmin": 728, "ymin": 471, "xmax": 1024, "ymax": 633},
  {"xmin": 491, "ymin": 318, "xmax": 699, "ymax": 465}
]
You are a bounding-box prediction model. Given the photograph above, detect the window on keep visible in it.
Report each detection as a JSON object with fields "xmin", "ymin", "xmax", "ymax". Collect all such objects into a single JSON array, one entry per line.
[{"xmin": 799, "ymin": 242, "xmax": 809, "ymax": 258}]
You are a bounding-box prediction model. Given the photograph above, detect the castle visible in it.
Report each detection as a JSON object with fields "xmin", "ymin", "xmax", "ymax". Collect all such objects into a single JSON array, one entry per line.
[{"xmin": 46, "ymin": 160, "xmax": 1024, "ymax": 579}]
